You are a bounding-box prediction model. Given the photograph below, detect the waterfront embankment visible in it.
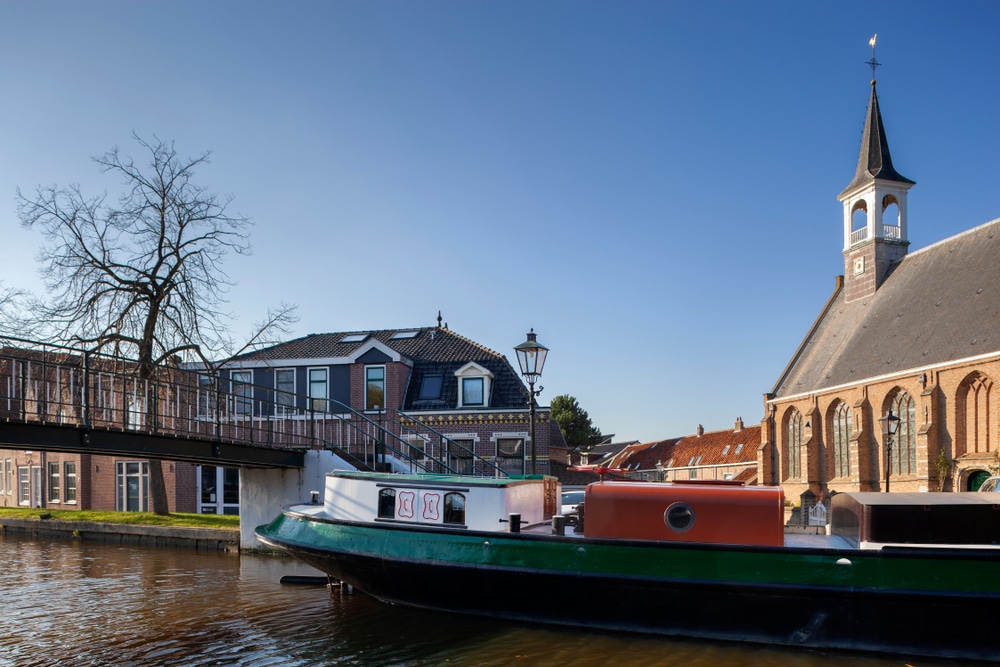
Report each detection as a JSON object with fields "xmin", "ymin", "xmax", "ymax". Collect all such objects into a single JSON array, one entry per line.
[{"xmin": 0, "ymin": 517, "xmax": 238, "ymax": 552}]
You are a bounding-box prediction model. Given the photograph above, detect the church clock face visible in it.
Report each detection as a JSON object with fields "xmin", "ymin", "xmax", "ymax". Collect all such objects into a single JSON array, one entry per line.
[{"xmin": 854, "ymin": 256, "xmax": 865, "ymax": 275}]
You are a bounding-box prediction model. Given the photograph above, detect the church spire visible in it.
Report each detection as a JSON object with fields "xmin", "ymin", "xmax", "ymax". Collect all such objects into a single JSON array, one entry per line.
[
  {"xmin": 837, "ymin": 35, "xmax": 915, "ymax": 303},
  {"xmin": 838, "ymin": 80, "xmax": 914, "ymax": 198}
]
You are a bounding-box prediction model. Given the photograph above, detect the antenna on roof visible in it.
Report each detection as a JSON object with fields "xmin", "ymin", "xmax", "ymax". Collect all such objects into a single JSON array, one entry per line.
[{"xmin": 866, "ymin": 33, "xmax": 880, "ymax": 84}]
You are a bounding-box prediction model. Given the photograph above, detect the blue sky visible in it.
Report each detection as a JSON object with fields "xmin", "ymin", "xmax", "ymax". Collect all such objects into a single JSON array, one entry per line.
[{"xmin": 1, "ymin": 2, "xmax": 998, "ymax": 443}]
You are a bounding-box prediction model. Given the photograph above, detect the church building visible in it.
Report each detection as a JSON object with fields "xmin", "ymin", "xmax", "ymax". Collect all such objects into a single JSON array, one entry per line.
[{"xmin": 761, "ymin": 69, "xmax": 1000, "ymax": 498}]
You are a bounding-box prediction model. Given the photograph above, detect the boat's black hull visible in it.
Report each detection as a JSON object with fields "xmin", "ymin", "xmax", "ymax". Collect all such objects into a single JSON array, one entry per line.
[{"xmin": 261, "ymin": 535, "xmax": 1000, "ymax": 662}]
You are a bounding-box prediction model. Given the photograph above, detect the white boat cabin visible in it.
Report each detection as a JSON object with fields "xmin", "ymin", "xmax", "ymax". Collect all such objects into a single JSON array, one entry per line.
[{"xmin": 319, "ymin": 471, "xmax": 556, "ymax": 531}]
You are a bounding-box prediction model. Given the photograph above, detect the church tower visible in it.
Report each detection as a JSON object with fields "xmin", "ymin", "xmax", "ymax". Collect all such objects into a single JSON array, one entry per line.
[{"xmin": 837, "ymin": 45, "xmax": 915, "ymax": 303}]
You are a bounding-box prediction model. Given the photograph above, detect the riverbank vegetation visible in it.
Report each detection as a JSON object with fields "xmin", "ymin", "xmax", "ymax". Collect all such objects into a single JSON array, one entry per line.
[{"xmin": 0, "ymin": 508, "xmax": 238, "ymax": 529}]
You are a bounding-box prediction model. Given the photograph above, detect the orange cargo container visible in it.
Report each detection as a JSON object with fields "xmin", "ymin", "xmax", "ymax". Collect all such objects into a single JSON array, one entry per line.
[{"xmin": 582, "ymin": 481, "xmax": 785, "ymax": 547}]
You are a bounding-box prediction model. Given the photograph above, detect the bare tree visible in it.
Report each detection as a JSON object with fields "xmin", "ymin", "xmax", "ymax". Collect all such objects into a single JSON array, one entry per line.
[{"xmin": 15, "ymin": 134, "xmax": 296, "ymax": 514}]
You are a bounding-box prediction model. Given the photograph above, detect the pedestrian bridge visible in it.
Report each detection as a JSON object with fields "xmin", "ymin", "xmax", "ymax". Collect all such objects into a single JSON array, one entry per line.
[{"xmin": 0, "ymin": 337, "xmax": 503, "ymax": 475}]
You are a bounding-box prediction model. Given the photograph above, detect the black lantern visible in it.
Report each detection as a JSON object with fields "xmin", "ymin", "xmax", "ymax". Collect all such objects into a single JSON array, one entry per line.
[
  {"xmin": 514, "ymin": 329, "xmax": 548, "ymax": 474},
  {"xmin": 879, "ymin": 409, "xmax": 900, "ymax": 492}
]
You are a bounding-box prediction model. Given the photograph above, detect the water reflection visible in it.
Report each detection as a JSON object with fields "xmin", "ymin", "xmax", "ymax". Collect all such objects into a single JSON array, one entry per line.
[{"xmin": 0, "ymin": 534, "xmax": 966, "ymax": 667}]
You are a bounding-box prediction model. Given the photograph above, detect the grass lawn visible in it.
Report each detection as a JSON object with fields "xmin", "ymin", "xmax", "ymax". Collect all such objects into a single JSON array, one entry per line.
[{"xmin": 0, "ymin": 507, "xmax": 239, "ymax": 529}]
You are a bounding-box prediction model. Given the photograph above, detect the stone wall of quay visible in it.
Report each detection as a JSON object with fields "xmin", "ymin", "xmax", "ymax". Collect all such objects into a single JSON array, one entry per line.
[{"xmin": 0, "ymin": 518, "xmax": 239, "ymax": 552}]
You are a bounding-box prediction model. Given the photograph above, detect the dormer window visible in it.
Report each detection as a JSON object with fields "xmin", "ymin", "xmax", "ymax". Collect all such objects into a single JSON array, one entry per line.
[{"xmin": 454, "ymin": 363, "xmax": 493, "ymax": 409}]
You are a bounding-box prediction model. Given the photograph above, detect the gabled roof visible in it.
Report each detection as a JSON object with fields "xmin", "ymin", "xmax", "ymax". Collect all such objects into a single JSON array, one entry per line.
[
  {"xmin": 772, "ymin": 217, "xmax": 1000, "ymax": 398},
  {"xmin": 607, "ymin": 425, "xmax": 760, "ymax": 473},
  {"xmin": 839, "ymin": 82, "xmax": 915, "ymax": 197},
  {"xmin": 233, "ymin": 326, "xmax": 530, "ymax": 410}
]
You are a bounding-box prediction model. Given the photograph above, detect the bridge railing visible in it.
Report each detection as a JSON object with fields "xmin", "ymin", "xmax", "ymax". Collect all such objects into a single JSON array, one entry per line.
[{"xmin": 0, "ymin": 338, "xmax": 319, "ymax": 450}]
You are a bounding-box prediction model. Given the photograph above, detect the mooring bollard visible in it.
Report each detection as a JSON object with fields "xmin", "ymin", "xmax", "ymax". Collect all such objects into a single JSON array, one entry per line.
[
  {"xmin": 551, "ymin": 514, "xmax": 565, "ymax": 536},
  {"xmin": 508, "ymin": 513, "xmax": 521, "ymax": 533}
]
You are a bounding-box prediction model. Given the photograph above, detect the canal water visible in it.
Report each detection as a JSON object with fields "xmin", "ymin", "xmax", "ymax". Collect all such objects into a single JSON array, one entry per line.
[{"xmin": 0, "ymin": 534, "xmax": 968, "ymax": 667}]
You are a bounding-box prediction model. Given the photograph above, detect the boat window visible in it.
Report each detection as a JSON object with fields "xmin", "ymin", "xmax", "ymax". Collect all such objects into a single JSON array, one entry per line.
[
  {"xmin": 378, "ymin": 488, "xmax": 396, "ymax": 519},
  {"xmin": 443, "ymin": 492, "xmax": 465, "ymax": 525},
  {"xmin": 664, "ymin": 502, "xmax": 696, "ymax": 533}
]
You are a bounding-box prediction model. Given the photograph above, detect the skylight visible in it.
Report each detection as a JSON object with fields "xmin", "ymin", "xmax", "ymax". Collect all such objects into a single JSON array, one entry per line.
[
  {"xmin": 392, "ymin": 330, "xmax": 420, "ymax": 339},
  {"xmin": 735, "ymin": 443, "xmax": 744, "ymax": 454},
  {"xmin": 722, "ymin": 445, "xmax": 731, "ymax": 455},
  {"xmin": 340, "ymin": 334, "xmax": 368, "ymax": 343}
]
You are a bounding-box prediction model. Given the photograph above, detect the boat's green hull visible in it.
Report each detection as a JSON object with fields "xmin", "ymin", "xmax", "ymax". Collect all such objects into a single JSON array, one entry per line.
[{"xmin": 256, "ymin": 509, "xmax": 1000, "ymax": 661}]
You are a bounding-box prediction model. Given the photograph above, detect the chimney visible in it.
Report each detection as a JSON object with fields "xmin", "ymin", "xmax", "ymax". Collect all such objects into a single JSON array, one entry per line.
[
  {"xmin": 734, "ymin": 417, "xmax": 743, "ymax": 432},
  {"xmin": 696, "ymin": 424, "xmax": 704, "ymax": 436}
]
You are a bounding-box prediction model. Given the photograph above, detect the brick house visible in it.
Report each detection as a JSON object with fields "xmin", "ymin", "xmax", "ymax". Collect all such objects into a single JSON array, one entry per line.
[
  {"xmin": 761, "ymin": 76, "xmax": 1000, "ymax": 498},
  {"xmin": 219, "ymin": 320, "xmax": 557, "ymax": 478},
  {"xmin": 606, "ymin": 419, "xmax": 760, "ymax": 484}
]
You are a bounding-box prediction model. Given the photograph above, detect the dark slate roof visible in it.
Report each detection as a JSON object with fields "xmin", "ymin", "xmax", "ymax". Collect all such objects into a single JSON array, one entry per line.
[
  {"xmin": 234, "ymin": 326, "xmax": 530, "ymax": 410},
  {"xmin": 772, "ymin": 217, "xmax": 1000, "ymax": 398},
  {"xmin": 839, "ymin": 82, "xmax": 915, "ymax": 197}
]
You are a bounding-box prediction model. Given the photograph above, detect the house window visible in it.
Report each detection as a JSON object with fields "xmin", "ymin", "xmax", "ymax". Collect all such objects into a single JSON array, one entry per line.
[
  {"xmin": 275, "ymin": 369, "xmax": 295, "ymax": 412},
  {"xmin": 197, "ymin": 374, "xmax": 216, "ymax": 419},
  {"xmin": 454, "ymin": 363, "xmax": 493, "ymax": 408},
  {"xmin": 48, "ymin": 462, "xmax": 60, "ymax": 503},
  {"xmin": 0, "ymin": 460, "xmax": 4, "ymax": 493},
  {"xmin": 64, "ymin": 462, "xmax": 77, "ymax": 503},
  {"xmin": 308, "ymin": 368, "xmax": 328, "ymax": 413},
  {"xmin": 116, "ymin": 461, "xmax": 149, "ymax": 512},
  {"xmin": 833, "ymin": 401, "xmax": 852, "ymax": 478},
  {"xmin": 496, "ymin": 437, "xmax": 524, "ymax": 476},
  {"xmin": 231, "ymin": 370, "xmax": 252, "ymax": 416},
  {"xmin": 377, "ymin": 488, "xmax": 396, "ymax": 519},
  {"xmin": 787, "ymin": 409, "xmax": 803, "ymax": 479},
  {"xmin": 722, "ymin": 445, "xmax": 730, "ymax": 455},
  {"xmin": 462, "ymin": 378, "xmax": 484, "ymax": 407},
  {"xmin": 444, "ymin": 492, "xmax": 465, "ymax": 525},
  {"xmin": 4, "ymin": 460, "xmax": 11, "ymax": 495},
  {"xmin": 447, "ymin": 438, "xmax": 475, "ymax": 475},
  {"xmin": 419, "ymin": 374, "xmax": 443, "ymax": 400},
  {"xmin": 366, "ymin": 366, "xmax": 385, "ymax": 411},
  {"xmin": 18, "ymin": 466, "xmax": 30, "ymax": 505}
]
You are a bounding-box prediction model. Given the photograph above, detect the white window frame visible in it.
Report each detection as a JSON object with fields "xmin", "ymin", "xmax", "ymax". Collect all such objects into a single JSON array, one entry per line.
[
  {"xmin": 454, "ymin": 363, "xmax": 494, "ymax": 409},
  {"xmin": 275, "ymin": 368, "xmax": 295, "ymax": 414},
  {"xmin": 47, "ymin": 461, "xmax": 60, "ymax": 504},
  {"xmin": 116, "ymin": 461, "xmax": 149, "ymax": 512},
  {"xmin": 64, "ymin": 461, "xmax": 77, "ymax": 504},
  {"xmin": 308, "ymin": 367, "xmax": 328, "ymax": 413},
  {"xmin": 231, "ymin": 370, "xmax": 253, "ymax": 416},
  {"xmin": 18, "ymin": 466, "xmax": 30, "ymax": 505},
  {"xmin": 365, "ymin": 365, "xmax": 386, "ymax": 412}
]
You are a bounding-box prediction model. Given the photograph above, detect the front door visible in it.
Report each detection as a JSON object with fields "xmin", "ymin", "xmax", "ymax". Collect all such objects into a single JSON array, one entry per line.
[{"xmin": 30, "ymin": 466, "xmax": 42, "ymax": 508}]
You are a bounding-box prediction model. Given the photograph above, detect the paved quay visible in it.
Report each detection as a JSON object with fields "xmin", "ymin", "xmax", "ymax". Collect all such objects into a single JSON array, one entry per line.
[{"xmin": 0, "ymin": 517, "xmax": 239, "ymax": 552}]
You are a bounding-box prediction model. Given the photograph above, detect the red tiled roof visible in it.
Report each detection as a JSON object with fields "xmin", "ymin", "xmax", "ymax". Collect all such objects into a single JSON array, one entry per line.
[{"xmin": 609, "ymin": 425, "xmax": 761, "ymax": 475}]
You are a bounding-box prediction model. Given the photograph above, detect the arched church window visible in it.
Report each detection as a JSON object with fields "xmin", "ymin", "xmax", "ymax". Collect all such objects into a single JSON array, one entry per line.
[
  {"xmin": 888, "ymin": 391, "xmax": 917, "ymax": 475},
  {"xmin": 832, "ymin": 401, "xmax": 851, "ymax": 478},
  {"xmin": 787, "ymin": 409, "xmax": 803, "ymax": 479},
  {"xmin": 957, "ymin": 372, "xmax": 992, "ymax": 455}
]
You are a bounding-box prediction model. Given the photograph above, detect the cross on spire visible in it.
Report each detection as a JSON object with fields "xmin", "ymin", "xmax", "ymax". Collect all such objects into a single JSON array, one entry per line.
[{"xmin": 866, "ymin": 33, "xmax": 880, "ymax": 84}]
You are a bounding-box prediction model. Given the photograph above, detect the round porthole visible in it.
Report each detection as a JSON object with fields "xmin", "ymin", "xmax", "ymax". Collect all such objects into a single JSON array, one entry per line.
[{"xmin": 664, "ymin": 502, "xmax": 695, "ymax": 533}]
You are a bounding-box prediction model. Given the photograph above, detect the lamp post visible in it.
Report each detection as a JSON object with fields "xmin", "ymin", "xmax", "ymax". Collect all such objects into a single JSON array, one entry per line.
[
  {"xmin": 879, "ymin": 409, "xmax": 900, "ymax": 492},
  {"xmin": 656, "ymin": 459, "xmax": 665, "ymax": 482},
  {"xmin": 514, "ymin": 329, "xmax": 548, "ymax": 475}
]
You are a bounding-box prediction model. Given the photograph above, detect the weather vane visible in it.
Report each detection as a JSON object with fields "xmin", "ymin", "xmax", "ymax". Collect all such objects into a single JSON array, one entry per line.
[{"xmin": 866, "ymin": 33, "xmax": 880, "ymax": 83}]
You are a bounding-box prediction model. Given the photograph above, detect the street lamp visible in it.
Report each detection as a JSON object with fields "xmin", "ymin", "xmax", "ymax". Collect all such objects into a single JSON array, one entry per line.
[
  {"xmin": 879, "ymin": 409, "xmax": 900, "ymax": 492},
  {"xmin": 656, "ymin": 460, "xmax": 665, "ymax": 482},
  {"xmin": 514, "ymin": 329, "xmax": 548, "ymax": 475}
]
